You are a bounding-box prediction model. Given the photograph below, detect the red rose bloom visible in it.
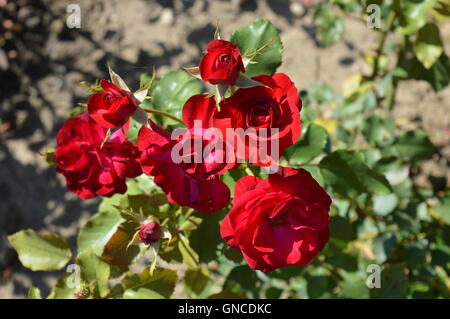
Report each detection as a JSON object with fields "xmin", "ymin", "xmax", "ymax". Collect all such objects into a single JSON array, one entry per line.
[
  {"xmin": 221, "ymin": 167, "xmax": 331, "ymax": 272},
  {"xmin": 138, "ymin": 221, "xmax": 161, "ymax": 245},
  {"xmin": 87, "ymin": 80, "xmax": 138, "ymax": 128},
  {"xmin": 56, "ymin": 113, "xmax": 141, "ymax": 199},
  {"xmin": 138, "ymin": 95, "xmax": 233, "ymax": 214},
  {"xmin": 214, "ymin": 73, "xmax": 302, "ymax": 166},
  {"xmin": 199, "ymin": 40, "xmax": 245, "ymax": 85}
]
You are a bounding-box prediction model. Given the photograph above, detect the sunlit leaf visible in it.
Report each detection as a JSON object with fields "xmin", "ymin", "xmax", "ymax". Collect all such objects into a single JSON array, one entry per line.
[
  {"xmin": 77, "ymin": 250, "xmax": 111, "ymax": 298},
  {"xmin": 123, "ymin": 268, "xmax": 177, "ymax": 299},
  {"xmin": 319, "ymin": 150, "xmax": 392, "ymax": 198},
  {"xmin": 230, "ymin": 19, "xmax": 283, "ymax": 78},
  {"xmin": 8, "ymin": 230, "xmax": 71, "ymax": 271}
]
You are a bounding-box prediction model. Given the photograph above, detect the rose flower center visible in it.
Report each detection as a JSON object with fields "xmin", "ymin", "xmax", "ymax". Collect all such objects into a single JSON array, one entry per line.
[
  {"xmin": 267, "ymin": 211, "xmax": 289, "ymax": 228},
  {"xmin": 217, "ymin": 53, "xmax": 233, "ymax": 66},
  {"xmin": 249, "ymin": 103, "xmax": 271, "ymax": 127}
]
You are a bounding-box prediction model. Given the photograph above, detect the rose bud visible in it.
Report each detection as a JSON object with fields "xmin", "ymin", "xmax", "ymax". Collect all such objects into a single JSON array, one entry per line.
[
  {"xmin": 138, "ymin": 221, "xmax": 162, "ymax": 245},
  {"xmin": 199, "ymin": 40, "xmax": 245, "ymax": 85},
  {"xmin": 87, "ymin": 80, "xmax": 138, "ymax": 128}
]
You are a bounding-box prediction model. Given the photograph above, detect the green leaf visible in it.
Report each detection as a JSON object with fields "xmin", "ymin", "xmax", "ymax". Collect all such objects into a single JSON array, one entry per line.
[
  {"xmin": 267, "ymin": 265, "xmax": 302, "ymax": 280},
  {"xmin": 431, "ymin": 242, "xmax": 450, "ymax": 269},
  {"xmin": 284, "ymin": 123, "xmax": 328, "ymax": 165},
  {"xmin": 370, "ymin": 264, "xmax": 408, "ymax": 298},
  {"xmin": 391, "ymin": 130, "xmax": 435, "ymax": 162},
  {"xmin": 77, "ymin": 210, "xmax": 123, "ymax": 255},
  {"xmin": 123, "ymin": 268, "xmax": 177, "ymax": 299},
  {"xmin": 122, "ymin": 194, "xmax": 161, "ymax": 217},
  {"xmin": 374, "ymin": 157, "xmax": 409, "ymax": 186},
  {"xmin": 400, "ymin": 50, "xmax": 450, "ymax": 92},
  {"xmin": 405, "ymin": 239, "xmax": 428, "ymax": 268},
  {"xmin": 373, "ymin": 233, "xmax": 397, "ymax": 264},
  {"xmin": 179, "ymin": 215, "xmax": 203, "ymax": 232},
  {"xmin": 42, "ymin": 147, "xmax": 56, "ymax": 166},
  {"xmin": 434, "ymin": 194, "xmax": 450, "ymax": 225},
  {"xmin": 319, "ymin": 150, "xmax": 392, "ymax": 198},
  {"xmin": 314, "ymin": 4, "xmax": 345, "ymax": 47},
  {"xmin": 184, "ymin": 267, "xmax": 211, "ymax": 297},
  {"xmin": 305, "ymin": 269, "xmax": 333, "ymax": 298},
  {"xmin": 208, "ymin": 289, "xmax": 246, "ymax": 299},
  {"xmin": 330, "ymin": 216, "xmax": 356, "ymax": 242},
  {"xmin": 148, "ymin": 70, "xmax": 203, "ymax": 126},
  {"xmin": 224, "ymin": 247, "xmax": 244, "ymax": 263},
  {"xmin": 69, "ymin": 106, "xmax": 86, "ymax": 118},
  {"xmin": 126, "ymin": 118, "xmax": 142, "ymax": 142},
  {"xmin": 395, "ymin": 0, "xmax": 438, "ymax": 35},
  {"xmin": 221, "ymin": 168, "xmax": 246, "ymax": 196},
  {"xmin": 224, "ymin": 265, "xmax": 259, "ymax": 298},
  {"xmin": 307, "ymin": 81, "xmax": 341, "ymax": 105},
  {"xmin": 101, "ymin": 221, "xmax": 141, "ymax": 269},
  {"xmin": 338, "ymin": 270, "xmax": 369, "ymax": 299},
  {"xmin": 413, "ymin": 23, "xmax": 444, "ymax": 69},
  {"xmin": 300, "ymin": 165, "xmax": 325, "ymax": 188},
  {"xmin": 265, "ymin": 287, "xmax": 283, "ymax": 299},
  {"xmin": 47, "ymin": 273, "xmax": 76, "ymax": 299},
  {"xmin": 230, "ymin": 19, "xmax": 283, "ymax": 78},
  {"xmin": 99, "ymin": 193, "xmax": 122, "ymax": 213},
  {"xmin": 77, "ymin": 250, "xmax": 111, "ymax": 298},
  {"xmin": 8, "ymin": 230, "xmax": 72, "ymax": 271},
  {"xmin": 178, "ymin": 234, "xmax": 199, "ymax": 269},
  {"xmin": 28, "ymin": 287, "xmax": 42, "ymax": 299},
  {"xmin": 362, "ymin": 114, "xmax": 395, "ymax": 146},
  {"xmin": 325, "ymin": 250, "xmax": 358, "ymax": 272},
  {"xmin": 432, "ymin": 0, "xmax": 450, "ymax": 21},
  {"xmin": 190, "ymin": 210, "xmax": 225, "ymax": 263},
  {"xmin": 372, "ymin": 193, "xmax": 399, "ymax": 216},
  {"xmin": 359, "ymin": 149, "xmax": 382, "ymax": 169}
]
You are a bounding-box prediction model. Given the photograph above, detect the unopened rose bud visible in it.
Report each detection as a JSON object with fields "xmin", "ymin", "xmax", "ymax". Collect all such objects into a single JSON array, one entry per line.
[
  {"xmin": 138, "ymin": 221, "xmax": 161, "ymax": 245},
  {"xmin": 74, "ymin": 287, "xmax": 90, "ymax": 299}
]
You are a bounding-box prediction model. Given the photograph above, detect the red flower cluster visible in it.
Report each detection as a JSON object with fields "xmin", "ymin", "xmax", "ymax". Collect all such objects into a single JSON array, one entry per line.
[
  {"xmin": 138, "ymin": 95, "xmax": 232, "ymax": 214},
  {"xmin": 56, "ymin": 113, "xmax": 141, "ymax": 199},
  {"xmin": 54, "ymin": 38, "xmax": 331, "ymax": 272}
]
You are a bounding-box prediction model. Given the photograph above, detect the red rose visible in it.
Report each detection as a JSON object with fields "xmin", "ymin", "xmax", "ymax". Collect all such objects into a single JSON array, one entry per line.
[
  {"xmin": 138, "ymin": 95, "xmax": 232, "ymax": 214},
  {"xmin": 199, "ymin": 40, "xmax": 245, "ymax": 85},
  {"xmin": 220, "ymin": 167, "xmax": 331, "ymax": 272},
  {"xmin": 87, "ymin": 80, "xmax": 138, "ymax": 128},
  {"xmin": 138, "ymin": 221, "xmax": 161, "ymax": 245},
  {"xmin": 56, "ymin": 113, "xmax": 141, "ymax": 199},
  {"xmin": 214, "ymin": 73, "xmax": 302, "ymax": 166}
]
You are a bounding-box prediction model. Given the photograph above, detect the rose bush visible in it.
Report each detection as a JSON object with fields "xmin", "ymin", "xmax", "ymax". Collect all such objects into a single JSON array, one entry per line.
[{"xmin": 8, "ymin": 12, "xmax": 450, "ymax": 300}]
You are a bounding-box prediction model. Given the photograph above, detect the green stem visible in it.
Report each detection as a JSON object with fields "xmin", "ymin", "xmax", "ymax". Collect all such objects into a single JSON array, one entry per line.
[
  {"xmin": 243, "ymin": 165, "xmax": 255, "ymax": 176},
  {"xmin": 370, "ymin": 11, "xmax": 396, "ymax": 80},
  {"xmin": 142, "ymin": 108, "xmax": 184, "ymax": 125}
]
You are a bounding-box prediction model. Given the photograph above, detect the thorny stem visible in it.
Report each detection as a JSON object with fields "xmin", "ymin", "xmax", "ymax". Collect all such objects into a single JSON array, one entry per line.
[
  {"xmin": 370, "ymin": 11, "xmax": 396, "ymax": 80},
  {"xmin": 142, "ymin": 108, "xmax": 185, "ymax": 125}
]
